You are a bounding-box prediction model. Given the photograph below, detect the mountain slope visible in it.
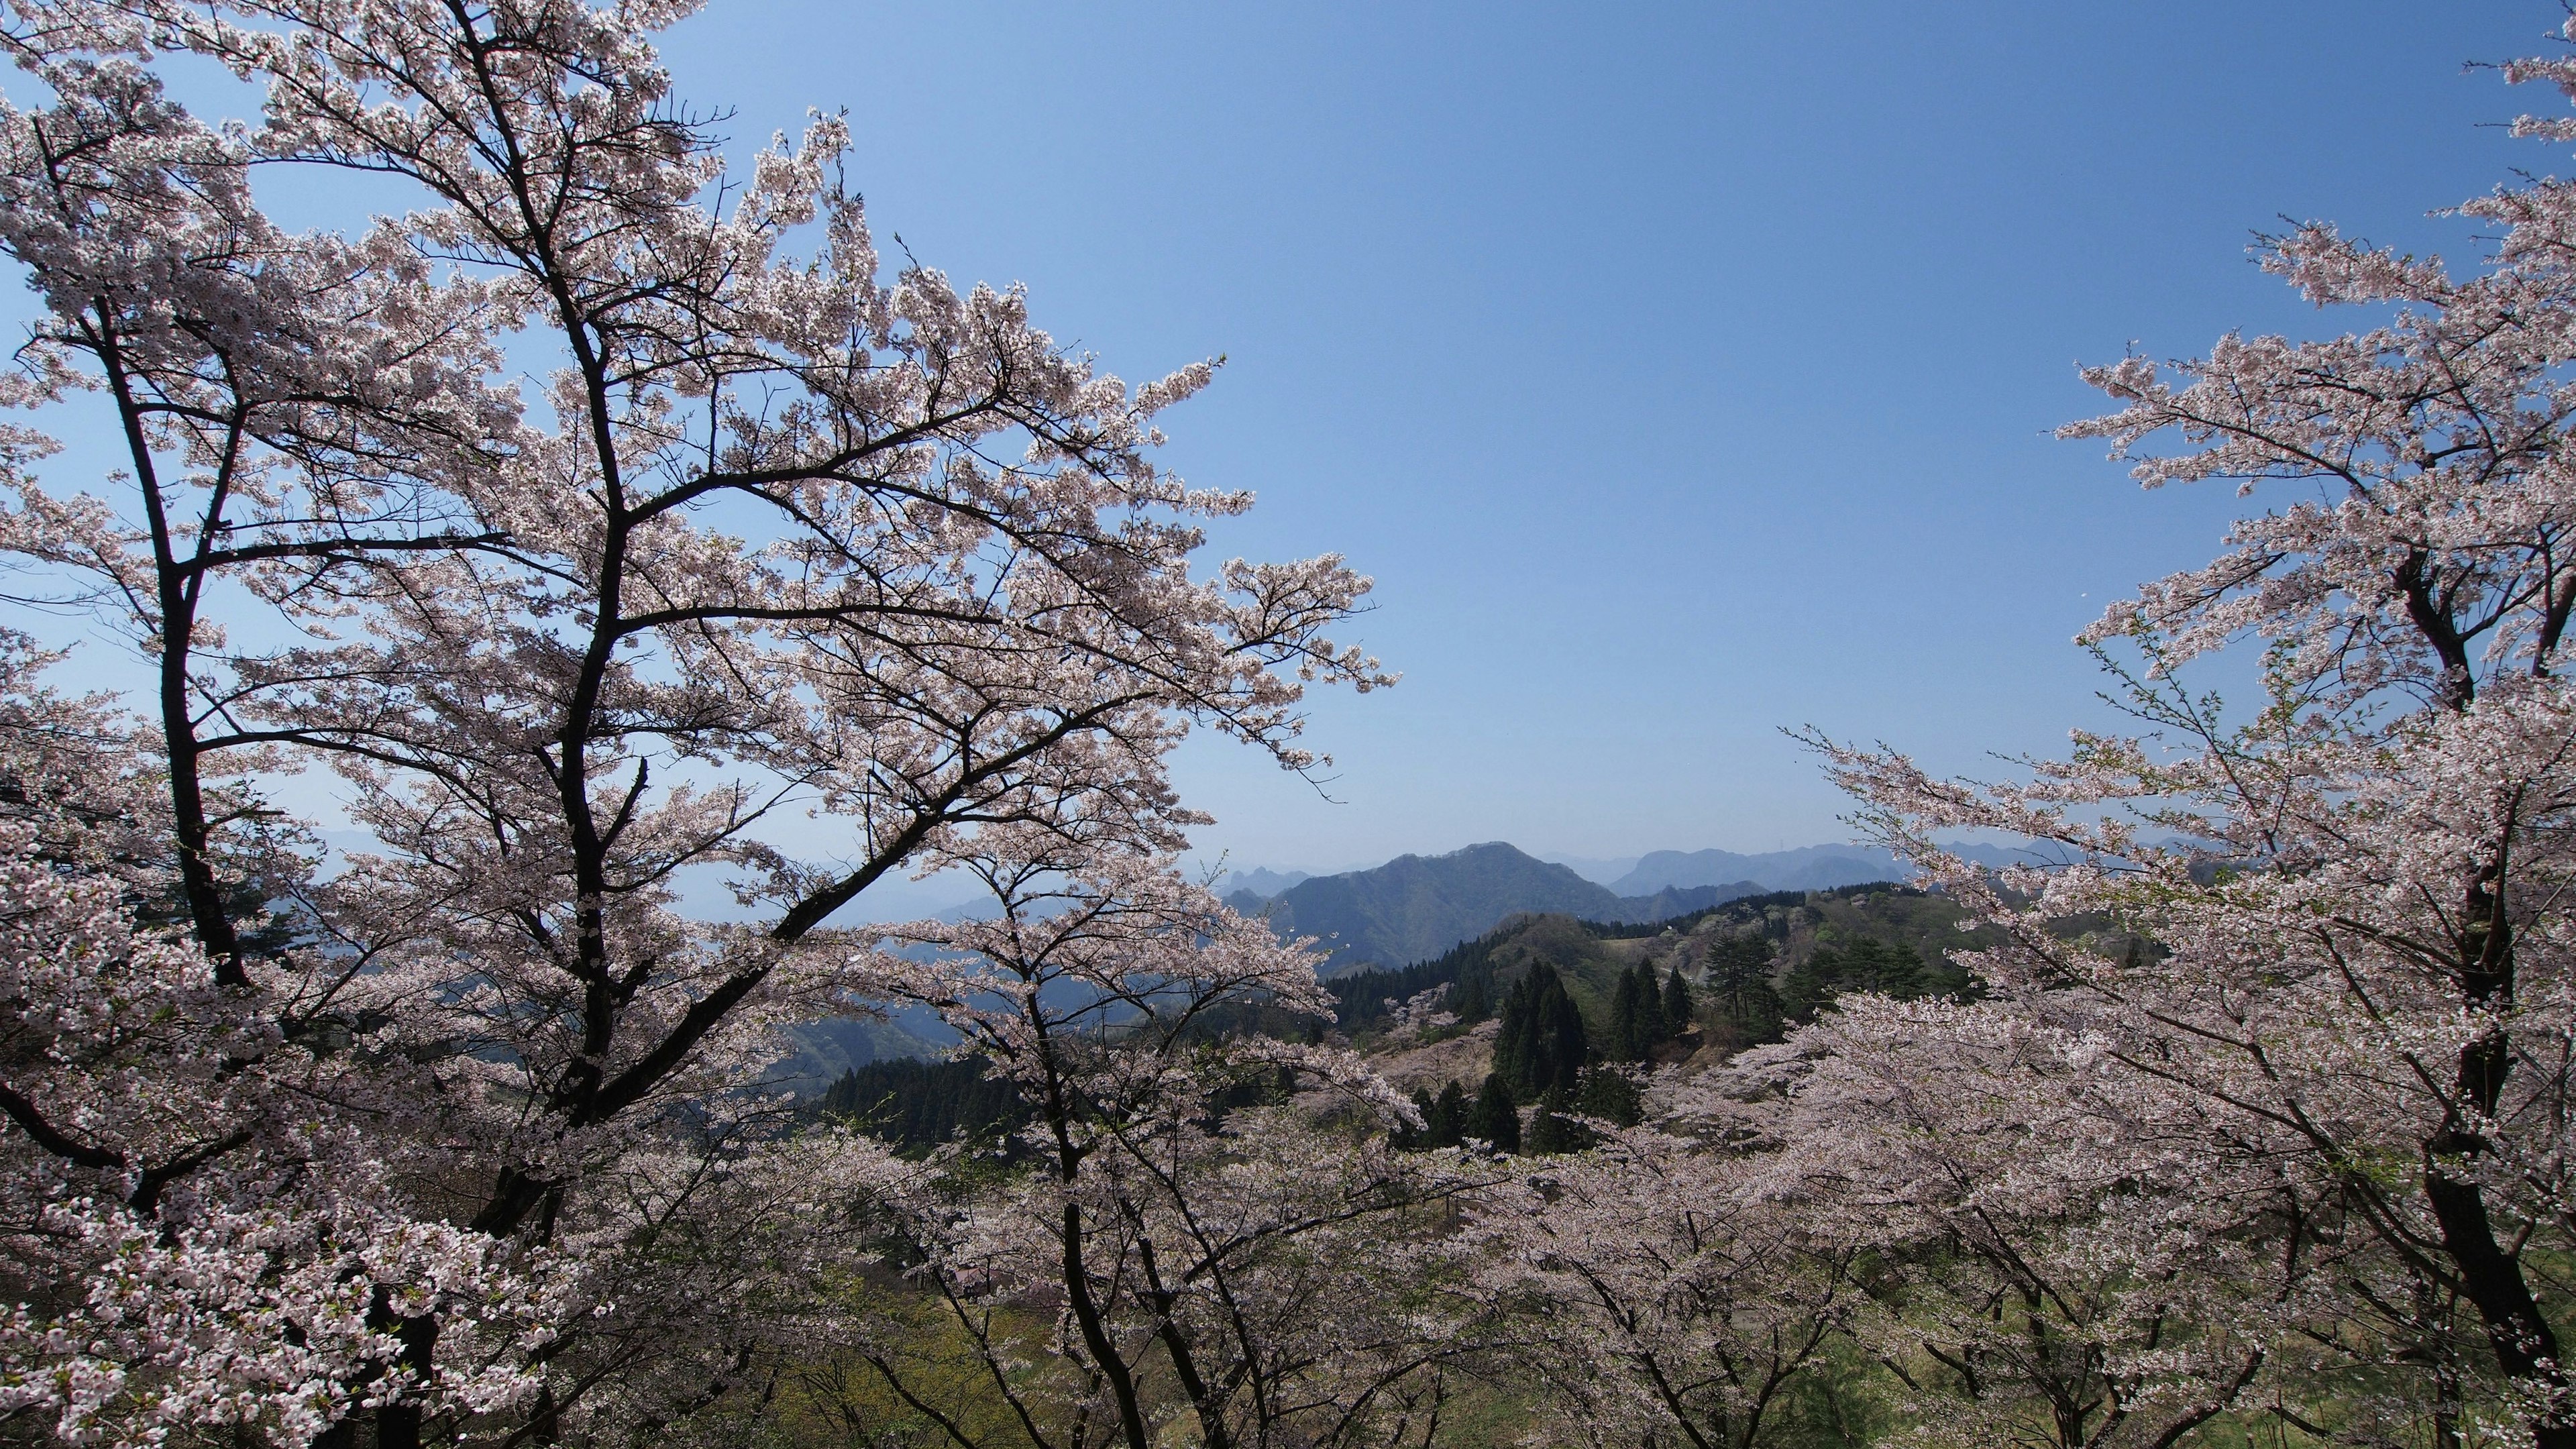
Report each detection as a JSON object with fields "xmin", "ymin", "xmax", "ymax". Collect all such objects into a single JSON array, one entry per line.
[
  {"xmin": 1214, "ymin": 866, "xmax": 1311, "ymax": 900},
  {"xmin": 1610, "ymin": 845, "xmax": 1905, "ymax": 896},
  {"xmin": 1246, "ymin": 842, "xmax": 1766, "ymax": 972}
]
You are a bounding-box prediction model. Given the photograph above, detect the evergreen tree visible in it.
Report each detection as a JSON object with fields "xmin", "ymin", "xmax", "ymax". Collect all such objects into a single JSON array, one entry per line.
[
  {"xmin": 1706, "ymin": 932, "xmax": 1786, "ymax": 1046},
  {"xmin": 1525, "ymin": 1084, "xmax": 1591, "ymax": 1155},
  {"xmin": 1469, "ymin": 1073, "xmax": 1521, "ymax": 1152},
  {"xmin": 1495, "ymin": 963, "xmax": 1589, "ymax": 1097},
  {"xmin": 1609, "ymin": 968, "xmax": 1644, "ymax": 1062},
  {"xmin": 1450, "ymin": 960, "xmax": 1491, "ymax": 1022},
  {"xmin": 1577, "ymin": 1064, "xmax": 1644, "ymax": 1128},
  {"xmin": 1609, "ymin": 961, "xmax": 1669, "ymax": 1061},
  {"xmin": 1782, "ymin": 944, "xmax": 1836, "ymax": 1022},
  {"xmin": 822, "ymin": 1057, "xmax": 1030, "ymax": 1153},
  {"xmin": 1429, "ymin": 1081, "xmax": 1468, "ymax": 1149},
  {"xmin": 1663, "ymin": 963, "xmax": 1694, "ymax": 1034},
  {"xmin": 1636, "ymin": 962, "xmax": 1668, "ymax": 1044},
  {"xmin": 1398, "ymin": 1088, "xmax": 1434, "ymax": 1150},
  {"xmin": 1867, "ymin": 939, "xmax": 1931, "ymax": 998},
  {"xmin": 1784, "ymin": 937, "xmax": 1937, "ymax": 1022},
  {"xmin": 1495, "ymin": 977, "xmax": 1530, "ymax": 1087}
]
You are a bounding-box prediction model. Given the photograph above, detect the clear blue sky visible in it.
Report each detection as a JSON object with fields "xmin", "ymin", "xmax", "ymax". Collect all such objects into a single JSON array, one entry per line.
[
  {"xmin": 26, "ymin": 3, "xmax": 2555, "ymax": 882},
  {"xmin": 652, "ymin": 2, "xmax": 2565, "ymax": 873}
]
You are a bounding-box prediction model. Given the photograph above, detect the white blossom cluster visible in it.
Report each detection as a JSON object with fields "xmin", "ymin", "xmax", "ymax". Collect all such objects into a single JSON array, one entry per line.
[{"xmin": 0, "ymin": 1, "xmax": 1394, "ymax": 1444}]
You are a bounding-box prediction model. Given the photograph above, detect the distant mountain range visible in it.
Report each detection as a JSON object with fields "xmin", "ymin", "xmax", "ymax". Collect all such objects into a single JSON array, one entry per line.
[
  {"xmin": 1609, "ymin": 845, "xmax": 1907, "ymax": 896},
  {"xmin": 1228, "ymin": 842, "xmax": 1771, "ymax": 973},
  {"xmin": 1214, "ymin": 866, "xmax": 1313, "ymax": 900}
]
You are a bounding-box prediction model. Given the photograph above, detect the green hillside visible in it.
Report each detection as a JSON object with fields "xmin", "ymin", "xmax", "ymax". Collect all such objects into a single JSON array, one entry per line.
[
  {"xmin": 1332, "ymin": 881, "xmax": 1988, "ymax": 1057},
  {"xmin": 1242, "ymin": 841, "xmax": 1760, "ymax": 971}
]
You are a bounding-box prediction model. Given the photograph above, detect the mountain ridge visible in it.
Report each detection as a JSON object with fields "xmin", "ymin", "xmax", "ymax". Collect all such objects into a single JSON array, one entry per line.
[
  {"xmin": 1609, "ymin": 844, "xmax": 1903, "ymax": 896},
  {"xmin": 1235, "ymin": 842, "xmax": 1773, "ymax": 973}
]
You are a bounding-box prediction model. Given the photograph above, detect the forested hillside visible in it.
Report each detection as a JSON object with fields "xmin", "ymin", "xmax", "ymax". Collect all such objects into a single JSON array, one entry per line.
[
  {"xmin": 834, "ymin": 884, "xmax": 1976, "ymax": 1161},
  {"xmin": 1328, "ymin": 882, "xmax": 1982, "ymax": 1049},
  {"xmin": 1233, "ymin": 840, "xmax": 1762, "ymax": 970}
]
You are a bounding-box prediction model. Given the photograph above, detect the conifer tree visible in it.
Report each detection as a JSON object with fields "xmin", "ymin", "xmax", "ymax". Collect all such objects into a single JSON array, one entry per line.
[
  {"xmin": 1451, "ymin": 961, "xmax": 1491, "ymax": 1022},
  {"xmin": 1398, "ymin": 1090, "xmax": 1431, "ymax": 1150},
  {"xmin": 1663, "ymin": 963, "xmax": 1695, "ymax": 1034},
  {"xmin": 1705, "ymin": 933, "xmax": 1786, "ymax": 1047},
  {"xmin": 1525, "ymin": 1087, "xmax": 1591, "ymax": 1155},
  {"xmin": 1633, "ymin": 963, "xmax": 1667, "ymax": 1053},
  {"xmin": 1609, "ymin": 967, "xmax": 1645, "ymax": 1062},
  {"xmin": 1469, "ymin": 1074, "xmax": 1521, "ymax": 1153},
  {"xmin": 1577, "ymin": 1065, "xmax": 1644, "ymax": 1128},
  {"xmin": 1864, "ymin": 939, "xmax": 1930, "ymax": 998},
  {"xmin": 1494, "ymin": 963, "xmax": 1587, "ymax": 1097},
  {"xmin": 1430, "ymin": 1081, "xmax": 1470, "ymax": 1149},
  {"xmin": 1782, "ymin": 945, "xmax": 1845, "ymax": 1022}
]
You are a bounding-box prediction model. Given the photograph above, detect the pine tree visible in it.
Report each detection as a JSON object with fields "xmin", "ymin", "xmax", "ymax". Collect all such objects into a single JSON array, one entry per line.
[
  {"xmin": 1609, "ymin": 968, "xmax": 1644, "ymax": 1062},
  {"xmin": 1783, "ymin": 944, "xmax": 1847, "ymax": 1022},
  {"xmin": 1496, "ymin": 963, "xmax": 1590, "ymax": 1097},
  {"xmin": 1429, "ymin": 1081, "xmax": 1468, "ymax": 1149},
  {"xmin": 1868, "ymin": 940, "xmax": 1931, "ymax": 998},
  {"xmin": 1663, "ymin": 963, "xmax": 1694, "ymax": 1034},
  {"xmin": 1633, "ymin": 963, "xmax": 1667, "ymax": 1055},
  {"xmin": 1706, "ymin": 932, "xmax": 1786, "ymax": 1046},
  {"xmin": 1469, "ymin": 1074, "xmax": 1521, "ymax": 1152},
  {"xmin": 1525, "ymin": 1085, "xmax": 1591, "ymax": 1155},
  {"xmin": 1577, "ymin": 1065, "xmax": 1644, "ymax": 1128}
]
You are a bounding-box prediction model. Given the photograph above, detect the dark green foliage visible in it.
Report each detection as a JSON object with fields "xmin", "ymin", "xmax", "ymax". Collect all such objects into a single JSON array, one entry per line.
[
  {"xmin": 1783, "ymin": 937, "xmax": 1951, "ymax": 1020},
  {"xmin": 1576, "ymin": 1064, "xmax": 1643, "ymax": 1128},
  {"xmin": 1330, "ymin": 898, "xmax": 1760, "ymax": 1038},
  {"xmin": 1469, "ymin": 1073, "xmax": 1521, "ymax": 1152},
  {"xmin": 1607, "ymin": 967, "xmax": 1641, "ymax": 1059},
  {"xmin": 1429, "ymin": 1080, "xmax": 1468, "ymax": 1148},
  {"xmin": 1449, "ymin": 963, "xmax": 1491, "ymax": 1021},
  {"xmin": 1611, "ymin": 961, "xmax": 1696, "ymax": 1061},
  {"xmin": 820, "ymin": 1057, "xmax": 1028, "ymax": 1153},
  {"xmin": 1327, "ymin": 930, "xmax": 1505, "ymax": 1033},
  {"xmin": 1703, "ymin": 932, "xmax": 1786, "ymax": 1047},
  {"xmin": 1522, "ymin": 1113, "xmax": 1576, "ymax": 1155},
  {"xmin": 1636, "ymin": 964, "xmax": 1664, "ymax": 1044},
  {"xmin": 1399, "ymin": 1089, "xmax": 1432, "ymax": 1149},
  {"xmin": 1493, "ymin": 962, "xmax": 1588, "ymax": 1097},
  {"xmin": 1524, "ymin": 1085, "xmax": 1591, "ymax": 1155},
  {"xmin": 1397, "ymin": 1081, "xmax": 1470, "ymax": 1151}
]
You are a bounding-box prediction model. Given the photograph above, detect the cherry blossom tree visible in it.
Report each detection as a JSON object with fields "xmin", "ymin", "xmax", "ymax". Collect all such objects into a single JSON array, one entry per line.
[
  {"xmin": 1796, "ymin": 20, "xmax": 2576, "ymax": 1446},
  {"xmin": 1736, "ymin": 1005, "xmax": 2295, "ymax": 1449},
  {"xmin": 0, "ymin": 1, "xmax": 1387, "ymax": 1443},
  {"xmin": 0, "ymin": 629, "xmax": 570, "ymax": 1446},
  {"xmin": 835, "ymin": 848, "xmax": 1483, "ymax": 1449},
  {"xmin": 1466, "ymin": 1108, "xmax": 1858, "ymax": 1449}
]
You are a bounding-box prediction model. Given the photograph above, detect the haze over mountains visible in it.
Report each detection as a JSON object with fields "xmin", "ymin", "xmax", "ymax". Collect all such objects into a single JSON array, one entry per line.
[
  {"xmin": 1214, "ymin": 839, "xmax": 2070, "ymax": 975},
  {"xmin": 1608, "ymin": 845, "xmax": 1909, "ymax": 896},
  {"xmin": 772, "ymin": 837, "xmax": 2053, "ymax": 1079},
  {"xmin": 1222, "ymin": 843, "xmax": 1772, "ymax": 973}
]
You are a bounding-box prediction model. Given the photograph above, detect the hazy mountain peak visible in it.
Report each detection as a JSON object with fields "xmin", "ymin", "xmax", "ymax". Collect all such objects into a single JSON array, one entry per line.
[
  {"xmin": 1609, "ymin": 845, "xmax": 1905, "ymax": 897},
  {"xmin": 1248, "ymin": 841, "xmax": 1773, "ymax": 973},
  {"xmin": 1214, "ymin": 866, "xmax": 1312, "ymax": 900}
]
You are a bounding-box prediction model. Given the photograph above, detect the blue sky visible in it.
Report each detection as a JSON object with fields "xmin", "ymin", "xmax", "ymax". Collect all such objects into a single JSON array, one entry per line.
[
  {"xmin": 17, "ymin": 3, "xmax": 2559, "ymax": 886},
  {"xmin": 649, "ymin": 2, "xmax": 2570, "ymax": 873}
]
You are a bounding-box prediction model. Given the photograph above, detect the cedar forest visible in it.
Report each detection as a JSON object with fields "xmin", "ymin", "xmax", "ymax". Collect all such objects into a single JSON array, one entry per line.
[{"xmin": 0, "ymin": 3, "xmax": 2573, "ymax": 1447}]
